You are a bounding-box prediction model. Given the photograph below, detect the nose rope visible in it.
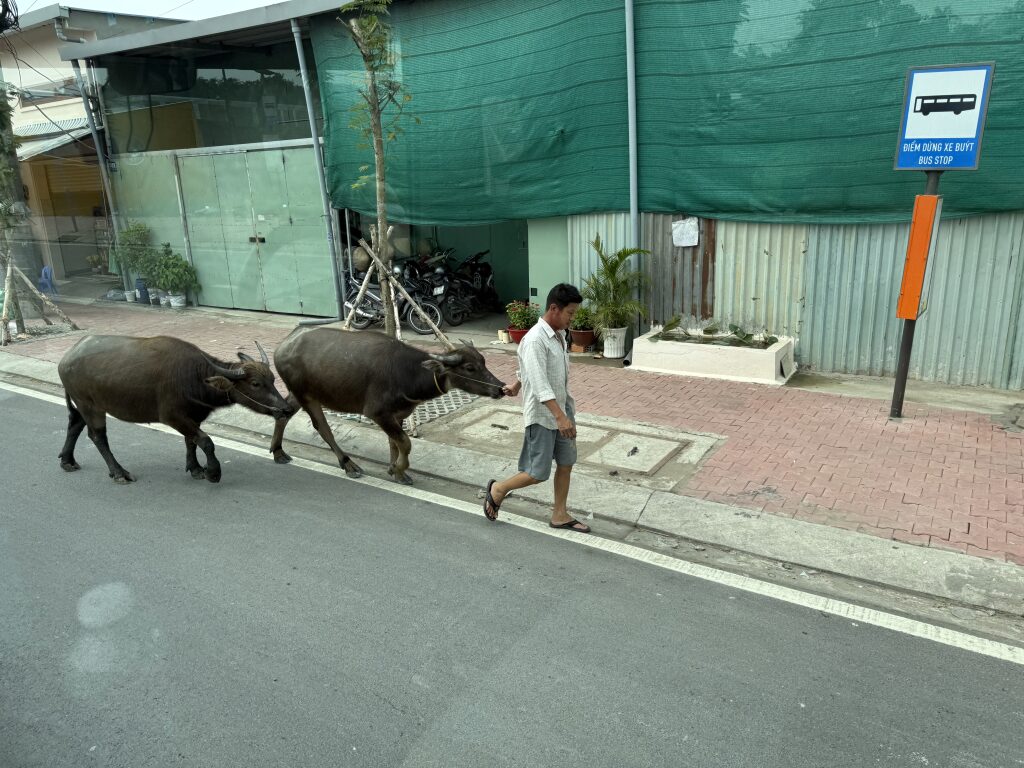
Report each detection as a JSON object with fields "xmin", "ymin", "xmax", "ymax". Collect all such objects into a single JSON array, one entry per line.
[
  {"xmin": 231, "ymin": 385, "xmax": 284, "ymax": 412},
  {"xmin": 444, "ymin": 371, "xmax": 505, "ymax": 391}
]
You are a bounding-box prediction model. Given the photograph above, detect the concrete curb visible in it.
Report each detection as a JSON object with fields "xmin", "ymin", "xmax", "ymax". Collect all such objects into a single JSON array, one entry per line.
[{"xmin": 3, "ymin": 349, "xmax": 1022, "ymax": 617}]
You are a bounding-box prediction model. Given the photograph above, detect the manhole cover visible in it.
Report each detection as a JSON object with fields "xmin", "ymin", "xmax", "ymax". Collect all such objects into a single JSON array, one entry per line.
[{"xmin": 327, "ymin": 389, "xmax": 479, "ymax": 433}]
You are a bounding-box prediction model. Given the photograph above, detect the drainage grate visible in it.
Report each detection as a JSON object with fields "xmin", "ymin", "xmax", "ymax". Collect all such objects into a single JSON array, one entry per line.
[{"xmin": 326, "ymin": 389, "xmax": 479, "ymax": 434}]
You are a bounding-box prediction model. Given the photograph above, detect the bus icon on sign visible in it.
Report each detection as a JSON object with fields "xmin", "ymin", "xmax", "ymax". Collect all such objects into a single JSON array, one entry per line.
[{"xmin": 914, "ymin": 93, "xmax": 977, "ymax": 116}]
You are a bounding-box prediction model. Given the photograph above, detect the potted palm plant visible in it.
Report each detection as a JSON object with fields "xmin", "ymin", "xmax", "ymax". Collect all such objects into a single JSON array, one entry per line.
[
  {"xmin": 581, "ymin": 234, "xmax": 648, "ymax": 358},
  {"xmin": 505, "ymin": 300, "xmax": 540, "ymax": 343},
  {"xmin": 569, "ymin": 304, "xmax": 596, "ymax": 351}
]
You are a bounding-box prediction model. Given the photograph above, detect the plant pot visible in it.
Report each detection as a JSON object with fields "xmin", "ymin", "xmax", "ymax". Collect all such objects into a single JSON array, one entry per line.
[
  {"xmin": 508, "ymin": 327, "xmax": 529, "ymax": 344},
  {"xmin": 629, "ymin": 328, "xmax": 797, "ymax": 385},
  {"xmin": 569, "ymin": 328, "xmax": 596, "ymax": 351},
  {"xmin": 124, "ymin": 291, "xmax": 136, "ymax": 303},
  {"xmin": 160, "ymin": 294, "xmax": 171, "ymax": 307},
  {"xmin": 601, "ymin": 327, "xmax": 628, "ymax": 358},
  {"xmin": 149, "ymin": 292, "xmax": 162, "ymax": 306},
  {"xmin": 168, "ymin": 292, "xmax": 187, "ymax": 308}
]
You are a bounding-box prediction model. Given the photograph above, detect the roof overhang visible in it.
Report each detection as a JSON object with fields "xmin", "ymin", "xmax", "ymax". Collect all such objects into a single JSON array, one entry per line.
[
  {"xmin": 58, "ymin": 0, "xmax": 345, "ymax": 61},
  {"xmin": 17, "ymin": 127, "xmax": 92, "ymax": 160},
  {"xmin": 18, "ymin": 4, "xmax": 184, "ymax": 32}
]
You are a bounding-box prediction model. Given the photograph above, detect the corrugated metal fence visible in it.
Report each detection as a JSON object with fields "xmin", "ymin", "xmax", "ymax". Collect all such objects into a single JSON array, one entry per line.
[{"xmin": 637, "ymin": 211, "xmax": 1024, "ymax": 390}]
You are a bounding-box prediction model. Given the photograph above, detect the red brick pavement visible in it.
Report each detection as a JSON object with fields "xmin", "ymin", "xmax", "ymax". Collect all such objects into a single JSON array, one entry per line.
[{"xmin": 5, "ymin": 303, "xmax": 1023, "ymax": 565}]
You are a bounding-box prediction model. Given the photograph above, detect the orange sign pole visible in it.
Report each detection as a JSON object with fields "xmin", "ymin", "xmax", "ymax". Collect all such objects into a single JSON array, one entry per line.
[
  {"xmin": 896, "ymin": 194, "xmax": 942, "ymax": 320},
  {"xmin": 891, "ymin": 172, "xmax": 942, "ymax": 417}
]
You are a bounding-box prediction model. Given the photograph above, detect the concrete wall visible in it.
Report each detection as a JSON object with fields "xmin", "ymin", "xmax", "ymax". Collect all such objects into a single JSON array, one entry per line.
[{"xmin": 527, "ymin": 217, "xmax": 569, "ymax": 306}]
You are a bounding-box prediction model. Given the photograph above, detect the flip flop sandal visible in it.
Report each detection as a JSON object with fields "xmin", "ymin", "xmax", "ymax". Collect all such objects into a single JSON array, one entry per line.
[
  {"xmin": 483, "ymin": 479, "xmax": 501, "ymax": 521},
  {"xmin": 549, "ymin": 518, "xmax": 591, "ymax": 533}
]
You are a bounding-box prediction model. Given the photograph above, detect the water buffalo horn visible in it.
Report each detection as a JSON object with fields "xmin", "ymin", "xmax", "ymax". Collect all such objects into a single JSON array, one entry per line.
[
  {"xmin": 431, "ymin": 352, "xmax": 462, "ymax": 366},
  {"xmin": 254, "ymin": 340, "xmax": 269, "ymax": 364},
  {"xmin": 459, "ymin": 338, "xmax": 475, "ymax": 348},
  {"xmin": 210, "ymin": 361, "xmax": 247, "ymax": 380}
]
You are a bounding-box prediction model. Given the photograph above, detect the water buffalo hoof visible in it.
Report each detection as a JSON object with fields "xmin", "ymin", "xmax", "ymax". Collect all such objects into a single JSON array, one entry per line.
[
  {"xmin": 111, "ymin": 472, "xmax": 135, "ymax": 484},
  {"xmin": 388, "ymin": 468, "xmax": 414, "ymax": 485},
  {"xmin": 189, "ymin": 466, "xmax": 206, "ymax": 479},
  {"xmin": 342, "ymin": 459, "xmax": 363, "ymax": 478},
  {"xmin": 205, "ymin": 470, "xmax": 222, "ymax": 484},
  {"xmin": 60, "ymin": 460, "xmax": 81, "ymax": 472},
  {"xmin": 273, "ymin": 450, "xmax": 292, "ymax": 465}
]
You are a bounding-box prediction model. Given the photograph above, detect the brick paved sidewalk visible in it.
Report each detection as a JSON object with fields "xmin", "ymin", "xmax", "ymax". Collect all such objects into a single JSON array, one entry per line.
[{"xmin": 4, "ymin": 302, "xmax": 1023, "ymax": 565}]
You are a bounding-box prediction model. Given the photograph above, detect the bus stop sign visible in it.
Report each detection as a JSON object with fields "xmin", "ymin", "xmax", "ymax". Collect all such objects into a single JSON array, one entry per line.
[{"xmin": 895, "ymin": 63, "xmax": 994, "ymax": 171}]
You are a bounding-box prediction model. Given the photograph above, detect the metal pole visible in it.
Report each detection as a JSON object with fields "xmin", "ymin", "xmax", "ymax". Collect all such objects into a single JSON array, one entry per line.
[
  {"xmin": 291, "ymin": 17, "xmax": 344, "ymax": 325},
  {"xmin": 890, "ymin": 170, "xmax": 942, "ymax": 418},
  {"xmin": 71, "ymin": 59, "xmax": 125, "ymax": 290},
  {"xmin": 624, "ymin": 0, "xmax": 639, "ymax": 252}
]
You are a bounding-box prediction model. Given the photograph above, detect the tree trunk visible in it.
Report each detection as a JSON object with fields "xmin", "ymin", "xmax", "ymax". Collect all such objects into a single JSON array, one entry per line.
[{"xmin": 1, "ymin": 251, "xmax": 14, "ymax": 345}]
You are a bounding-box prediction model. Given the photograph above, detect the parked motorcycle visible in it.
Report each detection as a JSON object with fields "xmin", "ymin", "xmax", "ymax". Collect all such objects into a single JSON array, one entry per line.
[{"xmin": 343, "ymin": 262, "xmax": 444, "ymax": 335}]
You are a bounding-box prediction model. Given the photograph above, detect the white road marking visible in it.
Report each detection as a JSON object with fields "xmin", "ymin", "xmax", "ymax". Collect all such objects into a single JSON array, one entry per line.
[{"xmin": 5, "ymin": 379, "xmax": 1022, "ymax": 666}]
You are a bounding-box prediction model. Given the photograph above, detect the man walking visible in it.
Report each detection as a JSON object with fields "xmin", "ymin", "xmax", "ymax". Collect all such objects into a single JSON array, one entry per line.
[{"xmin": 483, "ymin": 283, "xmax": 590, "ymax": 533}]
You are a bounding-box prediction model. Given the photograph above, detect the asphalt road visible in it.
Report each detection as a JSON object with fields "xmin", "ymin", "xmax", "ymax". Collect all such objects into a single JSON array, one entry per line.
[{"xmin": 1, "ymin": 387, "xmax": 1022, "ymax": 768}]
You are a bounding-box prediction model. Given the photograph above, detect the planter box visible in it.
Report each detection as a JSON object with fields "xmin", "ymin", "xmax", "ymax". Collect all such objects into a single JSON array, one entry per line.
[{"xmin": 629, "ymin": 328, "xmax": 797, "ymax": 385}]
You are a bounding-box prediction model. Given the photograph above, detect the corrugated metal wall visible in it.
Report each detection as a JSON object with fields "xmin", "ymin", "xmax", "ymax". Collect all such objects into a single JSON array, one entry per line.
[
  {"xmin": 801, "ymin": 213, "xmax": 1024, "ymax": 388},
  {"xmin": 801, "ymin": 222, "xmax": 905, "ymax": 376},
  {"xmin": 714, "ymin": 221, "xmax": 807, "ymax": 338},
  {"xmin": 641, "ymin": 213, "xmax": 714, "ymax": 324},
  {"xmin": 639, "ymin": 212, "xmax": 1024, "ymax": 390},
  {"xmin": 566, "ymin": 212, "xmax": 631, "ymax": 290}
]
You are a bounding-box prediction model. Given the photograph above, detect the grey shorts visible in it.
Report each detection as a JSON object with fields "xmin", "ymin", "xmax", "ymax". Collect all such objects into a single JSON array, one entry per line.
[{"xmin": 518, "ymin": 419, "xmax": 577, "ymax": 482}]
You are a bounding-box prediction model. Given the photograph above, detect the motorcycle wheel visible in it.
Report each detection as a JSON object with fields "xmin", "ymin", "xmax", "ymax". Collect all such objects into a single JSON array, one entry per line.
[
  {"xmin": 442, "ymin": 300, "xmax": 469, "ymax": 327},
  {"xmin": 406, "ymin": 300, "xmax": 443, "ymax": 335},
  {"xmin": 345, "ymin": 302, "xmax": 373, "ymax": 329}
]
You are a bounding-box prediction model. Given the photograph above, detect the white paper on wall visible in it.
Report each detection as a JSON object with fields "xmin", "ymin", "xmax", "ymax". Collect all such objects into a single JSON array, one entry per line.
[{"xmin": 671, "ymin": 217, "xmax": 699, "ymax": 248}]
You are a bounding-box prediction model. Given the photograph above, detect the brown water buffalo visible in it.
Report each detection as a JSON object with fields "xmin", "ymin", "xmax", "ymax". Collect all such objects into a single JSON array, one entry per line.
[
  {"xmin": 58, "ymin": 335, "xmax": 293, "ymax": 483},
  {"xmin": 270, "ymin": 327, "xmax": 505, "ymax": 484}
]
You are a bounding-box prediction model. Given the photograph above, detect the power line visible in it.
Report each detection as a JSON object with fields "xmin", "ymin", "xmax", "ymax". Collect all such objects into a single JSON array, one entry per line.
[{"xmin": 159, "ymin": 0, "xmax": 196, "ymax": 16}]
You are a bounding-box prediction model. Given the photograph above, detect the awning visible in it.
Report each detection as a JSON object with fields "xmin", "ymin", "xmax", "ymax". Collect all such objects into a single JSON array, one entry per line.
[{"xmin": 16, "ymin": 128, "xmax": 92, "ymax": 161}]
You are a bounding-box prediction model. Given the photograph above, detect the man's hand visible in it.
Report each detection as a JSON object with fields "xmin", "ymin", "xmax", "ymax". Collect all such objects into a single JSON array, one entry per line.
[
  {"xmin": 556, "ymin": 412, "xmax": 576, "ymax": 439},
  {"xmin": 503, "ymin": 380, "xmax": 522, "ymax": 397}
]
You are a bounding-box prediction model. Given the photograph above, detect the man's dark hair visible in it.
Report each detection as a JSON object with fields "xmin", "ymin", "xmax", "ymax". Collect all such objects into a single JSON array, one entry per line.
[{"xmin": 546, "ymin": 283, "xmax": 583, "ymax": 311}]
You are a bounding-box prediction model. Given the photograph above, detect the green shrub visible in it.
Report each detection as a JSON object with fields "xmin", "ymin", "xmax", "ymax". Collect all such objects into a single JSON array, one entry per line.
[{"xmin": 154, "ymin": 244, "xmax": 201, "ymax": 294}]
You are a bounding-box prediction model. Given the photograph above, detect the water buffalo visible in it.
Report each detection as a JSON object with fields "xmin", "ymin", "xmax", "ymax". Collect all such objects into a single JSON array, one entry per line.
[
  {"xmin": 58, "ymin": 334, "xmax": 293, "ymax": 483},
  {"xmin": 270, "ymin": 327, "xmax": 505, "ymax": 484}
]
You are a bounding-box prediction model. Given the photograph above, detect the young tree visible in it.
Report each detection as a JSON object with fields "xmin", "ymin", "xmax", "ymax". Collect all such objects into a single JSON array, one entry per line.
[
  {"xmin": 340, "ymin": 0, "xmax": 416, "ymax": 338},
  {"xmin": 1, "ymin": 82, "xmax": 79, "ymax": 345}
]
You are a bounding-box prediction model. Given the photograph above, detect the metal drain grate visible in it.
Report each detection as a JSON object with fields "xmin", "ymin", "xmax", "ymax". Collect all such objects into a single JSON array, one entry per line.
[{"xmin": 326, "ymin": 389, "xmax": 479, "ymax": 434}]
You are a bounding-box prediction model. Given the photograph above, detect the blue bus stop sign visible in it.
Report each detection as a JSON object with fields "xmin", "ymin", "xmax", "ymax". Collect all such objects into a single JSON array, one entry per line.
[{"xmin": 894, "ymin": 63, "xmax": 994, "ymax": 171}]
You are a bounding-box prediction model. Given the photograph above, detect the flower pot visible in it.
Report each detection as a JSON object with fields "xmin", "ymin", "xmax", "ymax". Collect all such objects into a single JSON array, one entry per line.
[
  {"xmin": 569, "ymin": 328, "xmax": 596, "ymax": 351},
  {"xmin": 601, "ymin": 327, "xmax": 628, "ymax": 358},
  {"xmin": 124, "ymin": 291, "xmax": 136, "ymax": 303},
  {"xmin": 508, "ymin": 327, "xmax": 529, "ymax": 344},
  {"xmin": 160, "ymin": 294, "xmax": 171, "ymax": 307},
  {"xmin": 168, "ymin": 292, "xmax": 187, "ymax": 308}
]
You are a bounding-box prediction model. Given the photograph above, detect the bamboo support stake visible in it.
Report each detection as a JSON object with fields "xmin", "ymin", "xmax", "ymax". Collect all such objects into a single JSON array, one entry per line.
[
  {"xmin": 341, "ymin": 262, "xmax": 377, "ymax": 330},
  {"xmin": 13, "ymin": 265, "xmax": 79, "ymax": 330},
  {"xmin": 356, "ymin": 238, "xmax": 454, "ymax": 349}
]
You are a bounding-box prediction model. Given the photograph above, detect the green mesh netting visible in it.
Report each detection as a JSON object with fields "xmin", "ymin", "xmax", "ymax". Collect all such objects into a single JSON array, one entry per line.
[
  {"xmin": 312, "ymin": 0, "xmax": 1024, "ymax": 225},
  {"xmin": 311, "ymin": 0, "xmax": 630, "ymax": 226}
]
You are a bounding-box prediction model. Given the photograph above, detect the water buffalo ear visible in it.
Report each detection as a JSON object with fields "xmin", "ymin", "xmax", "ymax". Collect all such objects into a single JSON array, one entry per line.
[
  {"xmin": 421, "ymin": 359, "xmax": 444, "ymax": 373},
  {"xmin": 205, "ymin": 376, "xmax": 234, "ymax": 392},
  {"xmin": 237, "ymin": 352, "xmax": 255, "ymax": 363}
]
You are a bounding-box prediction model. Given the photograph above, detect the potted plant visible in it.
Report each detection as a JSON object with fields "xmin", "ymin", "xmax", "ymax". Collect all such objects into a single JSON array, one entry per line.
[
  {"xmin": 86, "ymin": 254, "xmax": 105, "ymax": 274},
  {"xmin": 581, "ymin": 234, "xmax": 649, "ymax": 359},
  {"xmin": 505, "ymin": 300, "xmax": 540, "ymax": 343},
  {"xmin": 154, "ymin": 244, "xmax": 200, "ymax": 308},
  {"xmin": 569, "ymin": 304, "xmax": 596, "ymax": 352},
  {"xmin": 109, "ymin": 221, "xmax": 157, "ymax": 303}
]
